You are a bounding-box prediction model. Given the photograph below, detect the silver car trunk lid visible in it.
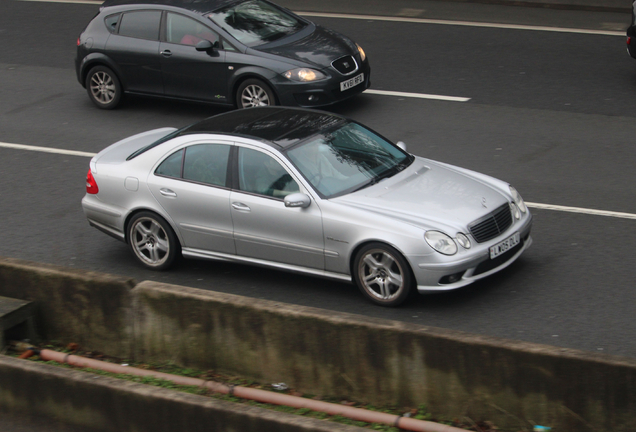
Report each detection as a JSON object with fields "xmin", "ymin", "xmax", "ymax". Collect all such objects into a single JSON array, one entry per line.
[{"xmin": 92, "ymin": 128, "xmax": 177, "ymax": 166}]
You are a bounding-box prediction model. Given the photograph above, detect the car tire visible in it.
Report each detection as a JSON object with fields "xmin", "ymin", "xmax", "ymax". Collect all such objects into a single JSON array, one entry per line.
[
  {"xmin": 127, "ymin": 212, "xmax": 179, "ymax": 270},
  {"xmin": 353, "ymin": 243, "xmax": 414, "ymax": 307},
  {"xmin": 86, "ymin": 65, "xmax": 122, "ymax": 109},
  {"xmin": 236, "ymin": 78, "xmax": 276, "ymax": 108}
]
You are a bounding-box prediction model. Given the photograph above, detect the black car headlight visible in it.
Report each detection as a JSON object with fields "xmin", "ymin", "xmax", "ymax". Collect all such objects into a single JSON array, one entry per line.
[
  {"xmin": 283, "ymin": 68, "xmax": 327, "ymax": 82},
  {"xmin": 425, "ymin": 231, "xmax": 458, "ymax": 255},
  {"xmin": 356, "ymin": 43, "xmax": 366, "ymax": 62}
]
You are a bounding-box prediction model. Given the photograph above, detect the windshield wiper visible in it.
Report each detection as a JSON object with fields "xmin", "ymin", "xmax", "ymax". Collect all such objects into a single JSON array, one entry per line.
[{"xmin": 352, "ymin": 159, "xmax": 412, "ymax": 192}]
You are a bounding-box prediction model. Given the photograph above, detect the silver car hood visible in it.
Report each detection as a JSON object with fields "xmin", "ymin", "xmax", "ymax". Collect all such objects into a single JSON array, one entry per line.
[{"xmin": 333, "ymin": 158, "xmax": 510, "ymax": 231}]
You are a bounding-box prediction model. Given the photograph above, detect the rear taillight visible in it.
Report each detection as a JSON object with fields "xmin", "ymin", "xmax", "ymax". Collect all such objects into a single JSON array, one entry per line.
[
  {"xmin": 628, "ymin": 37, "xmax": 632, "ymax": 46},
  {"xmin": 86, "ymin": 169, "xmax": 99, "ymax": 194},
  {"xmin": 77, "ymin": 37, "xmax": 81, "ymax": 46}
]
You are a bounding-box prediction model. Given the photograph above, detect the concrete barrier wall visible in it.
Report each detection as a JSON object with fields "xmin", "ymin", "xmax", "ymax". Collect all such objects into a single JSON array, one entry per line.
[
  {"xmin": 1, "ymin": 257, "xmax": 636, "ymax": 431},
  {"xmin": 0, "ymin": 355, "xmax": 364, "ymax": 432},
  {"xmin": 0, "ymin": 257, "xmax": 135, "ymax": 358}
]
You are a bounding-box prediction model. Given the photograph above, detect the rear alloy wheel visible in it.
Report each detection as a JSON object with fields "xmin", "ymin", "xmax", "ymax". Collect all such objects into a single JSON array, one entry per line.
[
  {"xmin": 127, "ymin": 212, "xmax": 178, "ymax": 270},
  {"xmin": 86, "ymin": 66, "xmax": 122, "ymax": 109},
  {"xmin": 236, "ymin": 79, "xmax": 276, "ymax": 108},
  {"xmin": 353, "ymin": 243, "xmax": 413, "ymax": 307}
]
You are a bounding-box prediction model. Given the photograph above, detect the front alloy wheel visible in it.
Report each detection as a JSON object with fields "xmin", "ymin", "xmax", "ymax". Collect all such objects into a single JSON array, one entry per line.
[
  {"xmin": 353, "ymin": 243, "xmax": 413, "ymax": 307},
  {"xmin": 127, "ymin": 212, "xmax": 178, "ymax": 270},
  {"xmin": 237, "ymin": 79, "xmax": 276, "ymax": 108}
]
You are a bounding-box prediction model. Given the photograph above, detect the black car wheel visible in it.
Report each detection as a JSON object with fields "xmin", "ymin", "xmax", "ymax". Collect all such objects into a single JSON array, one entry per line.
[
  {"xmin": 236, "ymin": 79, "xmax": 276, "ymax": 108},
  {"xmin": 353, "ymin": 243, "xmax": 413, "ymax": 307},
  {"xmin": 86, "ymin": 66, "xmax": 122, "ymax": 109},
  {"xmin": 127, "ymin": 212, "xmax": 179, "ymax": 270}
]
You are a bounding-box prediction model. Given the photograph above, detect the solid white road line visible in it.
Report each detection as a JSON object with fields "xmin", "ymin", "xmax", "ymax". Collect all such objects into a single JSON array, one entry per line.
[
  {"xmin": 365, "ymin": 89, "xmax": 470, "ymax": 102},
  {"xmin": 296, "ymin": 12, "xmax": 625, "ymax": 37},
  {"xmin": 2, "ymin": 141, "xmax": 635, "ymax": 221},
  {"xmin": 526, "ymin": 202, "xmax": 636, "ymax": 220},
  {"xmin": 0, "ymin": 142, "xmax": 96, "ymax": 158}
]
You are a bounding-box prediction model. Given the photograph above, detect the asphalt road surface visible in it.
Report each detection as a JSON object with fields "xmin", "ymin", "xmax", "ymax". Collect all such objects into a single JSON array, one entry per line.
[{"xmin": 1, "ymin": 0, "xmax": 636, "ymax": 370}]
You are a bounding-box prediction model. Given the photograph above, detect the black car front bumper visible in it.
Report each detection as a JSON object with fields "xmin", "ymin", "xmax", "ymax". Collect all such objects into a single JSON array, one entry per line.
[{"xmin": 272, "ymin": 63, "xmax": 371, "ymax": 108}]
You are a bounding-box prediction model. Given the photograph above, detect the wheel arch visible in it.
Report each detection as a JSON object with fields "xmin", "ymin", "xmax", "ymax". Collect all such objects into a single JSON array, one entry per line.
[
  {"xmin": 80, "ymin": 54, "xmax": 126, "ymax": 90},
  {"xmin": 230, "ymin": 69, "xmax": 280, "ymax": 106},
  {"xmin": 348, "ymin": 239, "xmax": 414, "ymax": 280},
  {"xmin": 123, "ymin": 207, "xmax": 182, "ymax": 250}
]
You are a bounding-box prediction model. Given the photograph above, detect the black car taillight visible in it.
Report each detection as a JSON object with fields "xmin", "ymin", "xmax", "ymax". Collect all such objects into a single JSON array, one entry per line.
[{"xmin": 86, "ymin": 169, "xmax": 99, "ymax": 194}]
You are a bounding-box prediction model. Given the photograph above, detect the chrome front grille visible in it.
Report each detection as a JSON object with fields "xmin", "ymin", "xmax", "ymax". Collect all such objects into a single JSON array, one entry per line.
[
  {"xmin": 468, "ymin": 203, "xmax": 513, "ymax": 243},
  {"xmin": 331, "ymin": 55, "xmax": 358, "ymax": 75}
]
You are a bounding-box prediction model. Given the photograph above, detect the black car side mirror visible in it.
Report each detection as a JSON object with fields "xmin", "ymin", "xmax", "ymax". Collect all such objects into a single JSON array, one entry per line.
[{"xmin": 195, "ymin": 40, "xmax": 214, "ymax": 52}]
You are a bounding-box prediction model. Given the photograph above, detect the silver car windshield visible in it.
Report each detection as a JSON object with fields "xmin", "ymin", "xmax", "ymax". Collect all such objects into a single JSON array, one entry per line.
[
  {"xmin": 287, "ymin": 122, "xmax": 412, "ymax": 198},
  {"xmin": 207, "ymin": 0, "xmax": 307, "ymax": 47}
]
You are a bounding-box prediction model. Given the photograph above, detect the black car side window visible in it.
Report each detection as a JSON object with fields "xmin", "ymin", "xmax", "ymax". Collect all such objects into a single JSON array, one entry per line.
[
  {"xmin": 104, "ymin": 13, "xmax": 121, "ymax": 33},
  {"xmin": 118, "ymin": 10, "xmax": 162, "ymax": 40},
  {"xmin": 165, "ymin": 12, "xmax": 218, "ymax": 46}
]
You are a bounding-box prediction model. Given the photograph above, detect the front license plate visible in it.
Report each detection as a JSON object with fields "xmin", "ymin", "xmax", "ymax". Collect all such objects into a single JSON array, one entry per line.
[
  {"xmin": 489, "ymin": 232, "xmax": 520, "ymax": 259},
  {"xmin": 340, "ymin": 73, "xmax": 364, "ymax": 91}
]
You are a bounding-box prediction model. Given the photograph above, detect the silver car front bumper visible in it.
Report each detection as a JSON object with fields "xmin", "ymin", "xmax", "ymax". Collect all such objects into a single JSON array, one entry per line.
[{"xmin": 410, "ymin": 213, "xmax": 533, "ymax": 293}]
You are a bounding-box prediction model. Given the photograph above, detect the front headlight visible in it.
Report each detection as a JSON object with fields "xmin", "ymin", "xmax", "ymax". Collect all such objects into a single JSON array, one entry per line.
[
  {"xmin": 356, "ymin": 43, "xmax": 366, "ymax": 61},
  {"xmin": 283, "ymin": 68, "xmax": 327, "ymax": 82},
  {"xmin": 509, "ymin": 186, "xmax": 527, "ymax": 214},
  {"xmin": 425, "ymin": 231, "xmax": 458, "ymax": 255},
  {"xmin": 456, "ymin": 233, "xmax": 471, "ymax": 249}
]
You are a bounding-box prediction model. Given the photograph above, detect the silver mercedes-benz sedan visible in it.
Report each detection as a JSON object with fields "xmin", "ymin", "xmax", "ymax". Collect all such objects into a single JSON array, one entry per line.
[{"xmin": 82, "ymin": 107, "xmax": 532, "ymax": 306}]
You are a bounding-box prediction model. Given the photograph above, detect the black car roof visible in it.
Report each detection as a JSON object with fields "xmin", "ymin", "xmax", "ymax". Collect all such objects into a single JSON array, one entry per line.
[
  {"xmin": 100, "ymin": 0, "xmax": 242, "ymax": 14},
  {"xmin": 177, "ymin": 107, "xmax": 347, "ymax": 149}
]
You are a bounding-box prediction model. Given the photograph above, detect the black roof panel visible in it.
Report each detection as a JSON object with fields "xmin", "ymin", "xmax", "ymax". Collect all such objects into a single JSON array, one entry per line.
[{"xmin": 178, "ymin": 107, "xmax": 346, "ymax": 148}]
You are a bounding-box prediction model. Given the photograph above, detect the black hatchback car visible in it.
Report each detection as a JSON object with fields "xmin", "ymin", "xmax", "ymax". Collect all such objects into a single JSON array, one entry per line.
[{"xmin": 75, "ymin": 0, "xmax": 370, "ymax": 110}]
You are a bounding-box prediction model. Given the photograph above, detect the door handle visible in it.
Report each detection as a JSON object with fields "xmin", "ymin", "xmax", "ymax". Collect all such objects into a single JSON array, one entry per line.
[
  {"xmin": 159, "ymin": 188, "xmax": 177, "ymax": 197},
  {"xmin": 231, "ymin": 202, "xmax": 251, "ymax": 212},
  {"xmin": 160, "ymin": 50, "xmax": 172, "ymax": 57}
]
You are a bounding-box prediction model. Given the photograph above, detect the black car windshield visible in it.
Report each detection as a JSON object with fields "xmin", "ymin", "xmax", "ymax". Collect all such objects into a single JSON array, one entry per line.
[
  {"xmin": 286, "ymin": 122, "xmax": 413, "ymax": 198},
  {"xmin": 207, "ymin": 0, "xmax": 307, "ymax": 47}
]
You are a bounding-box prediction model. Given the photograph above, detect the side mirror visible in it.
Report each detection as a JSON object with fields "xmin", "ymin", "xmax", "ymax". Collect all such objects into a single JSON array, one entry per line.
[
  {"xmin": 396, "ymin": 141, "xmax": 407, "ymax": 151},
  {"xmin": 195, "ymin": 40, "xmax": 214, "ymax": 52},
  {"xmin": 284, "ymin": 193, "xmax": 311, "ymax": 208}
]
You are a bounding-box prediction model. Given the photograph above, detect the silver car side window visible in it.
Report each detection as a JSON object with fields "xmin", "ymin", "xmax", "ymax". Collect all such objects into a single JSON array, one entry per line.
[
  {"xmin": 238, "ymin": 148, "xmax": 299, "ymax": 198},
  {"xmin": 182, "ymin": 144, "xmax": 230, "ymax": 187},
  {"xmin": 155, "ymin": 149, "xmax": 184, "ymax": 178}
]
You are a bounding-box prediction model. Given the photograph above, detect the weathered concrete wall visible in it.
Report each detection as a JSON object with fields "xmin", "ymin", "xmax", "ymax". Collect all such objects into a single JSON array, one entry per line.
[
  {"xmin": 1, "ymin": 257, "xmax": 636, "ymax": 431},
  {"xmin": 132, "ymin": 281, "xmax": 636, "ymax": 432},
  {"xmin": 0, "ymin": 257, "xmax": 135, "ymax": 358},
  {"xmin": 0, "ymin": 355, "xmax": 365, "ymax": 432}
]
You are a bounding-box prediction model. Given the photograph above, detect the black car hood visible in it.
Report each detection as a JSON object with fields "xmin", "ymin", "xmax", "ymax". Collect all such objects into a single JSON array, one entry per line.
[{"xmin": 256, "ymin": 25, "xmax": 356, "ymax": 69}]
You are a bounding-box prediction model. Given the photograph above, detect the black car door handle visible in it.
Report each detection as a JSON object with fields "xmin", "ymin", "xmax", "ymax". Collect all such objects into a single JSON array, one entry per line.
[{"xmin": 160, "ymin": 50, "xmax": 172, "ymax": 57}]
